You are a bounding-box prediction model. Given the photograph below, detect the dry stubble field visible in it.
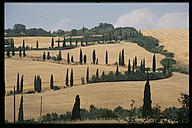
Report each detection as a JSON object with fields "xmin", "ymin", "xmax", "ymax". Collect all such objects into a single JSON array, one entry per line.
[{"xmin": 5, "ymin": 29, "xmax": 189, "ymax": 122}]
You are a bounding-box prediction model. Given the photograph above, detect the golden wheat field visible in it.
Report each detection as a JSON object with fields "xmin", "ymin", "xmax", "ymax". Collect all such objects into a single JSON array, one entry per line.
[
  {"xmin": 142, "ymin": 29, "xmax": 189, "ymax": 67},
  {"xmin": 5, "ymin": 30, "xmax": 189, "ymax": 122}
]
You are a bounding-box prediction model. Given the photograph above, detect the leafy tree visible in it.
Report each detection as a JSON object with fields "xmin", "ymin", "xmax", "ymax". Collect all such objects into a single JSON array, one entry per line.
[
  {"xmin": 178, "ymin": 93, "xmax": 189, "ymax": 108},
  {"xmin": 36, "ymin": 40, "xmax": 38, "ymax": 49},
  {"xmin": 122, "ymin": 49, "xmax": 125, "ymax": 66},
  {"xmin": 160, "ymin": 57, "xmax": 176, "ymax": 70},
  {"xmin": 20, "ymin": 75, "xmax": 24, "ymax": 93},
  {"xmin": 71, "ymin": 55, "xmax": 74, "ymax": 63},
  {"xmin": 18, "ymin": 95, "xmax": 24, "ymax": 122},
  {"xmin": 43, "ymin": 52, "xmax": 46, "ymax": 61},
  {"xmin": 84, "ymin": 54, "xmax": 87, "ymax": 64},
  {"xmin": 67, "ymin": 53, "xmax": 70, "ymax": 64},
  {"xmin": 86, "ymin": 67, "xmax": 89, "ymax": 84},
  {"xmin": 71, "ymin": 95, "xmax": 81, "ymax": 120},
  {"xmin": 96, "ymin": 68, "xmax": 99, "ymax": 78},
  {"xmin": 79, "ymin": 48, "xmax": 83, "ymax": 64},
  {"xmin": 152, "ymin": 54, "xmax": 156, "ymax": 72},
  {"xmin": 92, "ymin": 50, "xmax": 96, "ymax": 64},
  {"xmin": 105, "ymin": 50, "xmax": 108, "ymax": 65},
  {"xmin": 142, "ymin": 72, "xmax": 152, "ymax": 117},
  {"xmin": 66, "ymin": 69, "xmax": 69, "ymax": 87},
  {"xmin": 50, "ymin": 74, "xmax": 54, "ymax": 89},
  {"xmin": 51, "ymin": 37, "xmax": 54, "ymax": 48},
  {"xmin": 70, "ymin": 68, "xmax": 74, "ymax": 87}
]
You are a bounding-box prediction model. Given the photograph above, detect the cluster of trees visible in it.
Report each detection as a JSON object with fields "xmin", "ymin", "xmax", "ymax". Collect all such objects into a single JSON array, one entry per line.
[
  {"xmin": 89, "ymin": 55, "xmax": 172, "ymax": 83},
  {"xmin": 65, "ymin": 68, "xmax": 74, "ymax": 87}
]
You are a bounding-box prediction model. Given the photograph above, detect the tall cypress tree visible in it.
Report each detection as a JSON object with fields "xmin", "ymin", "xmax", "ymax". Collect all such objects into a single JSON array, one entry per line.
[
  {"xmin": 76, "ymin": 40, "xmax": 78, "ymax": 46},
  {"xmin": 96, "ymin": 68, "xmax": 99, "ymax": 78},
  {"xmin": 11, "ymin": 39, "xmax": 15, "ymax": 56},
  {"xmin": 63, "ymin": 37, "xmax": 66, "ymax": 47},
  {"xmin": 36, "ymin": 75, "xmax": 42, "ymax": 93},
  {"xmin": 50, "ymin": 74, "xmax": 54, "ymax": 89},
  {"xmin": 115, "ymin": 65, "xmax": 120, "ymax": 76},
  {"xmin": 143, "ymin": 58, "xmax": 146, "ymax": 73},
  {"xmin": 84, "ymin": 54, "xmax": 87, "ymax": 64},
  {"xmin": 96, "ymin": 58, "xmax": 98, "ymax": 65},
  {"xmin": 86, "ymin": 67, "xmax": 89, "ymax": 84},
  {"xmin": 7, "ymin": 49, "xmax": 10, "ymax": 57},
  {"xmin": 43, "ymin": 52, "xmax": 46, "ymax": 61},
  {"xmin": 132, "ymin": 59, "xmax": 135, "ymax": 73},
  {"xmin": 70, "ymin": 68, "xmax": 74, "ymax": 87},
  {"xmin": 58, "ymin": 38, "xmax": 60, "ymax": 48},
  {"xmin": 71, "ymin": 95, "xmax": 81, "ymax": 120},
  {"xmin": 140, "ymin": 60, "xmax": 143, "ymax": 71},
  {"xmin": 142, "ymin": 72, "xmax": 152, "ymax": 117},
  {"xmin": 19, "ymin": 47, "xmax": 22, "ymax": 58},
  {"xmin": 47, "ymin": 52, "xmax": 50, "ymax": 60},
  {"xmin": 51, "ymin": 37, "xmax": 54, "ymax": 48},
  {"xmin": 122, "ymin": 49, "xmax": 125, "ymax": 66},
  {"xmin": 80, "ymin": 48, "xmax": 83, "ymax": 64},
  {"xmin": 92, "ymin": 50, "xmax": 96, "ymax": 64},
  {"xmin": 17, "ymin": 73, "xmax": 20, "ymax": 92},
  {"xmin": 135, "ymin": 56, "xmax": 137, "ymax": 67},
  {"xmin": 105, "ymin": 50, "xmax": 108, "ymax": 65},
  {"xmin": 152, "ymin": 54, "xmax": 156, "ymax": 72},
  {"xmin": 119, "ymin": 52, "xmax": 122, "ymax": 66},
  {"xmin": 20, "ymin": 75, "xmax": 24, "ymax": 93},
  {"xmin": 34, "ymin": 75, "xmax": 37, "ymax": 91},
  {"xmin": 128, "ymin": 59, "xmax": 131, "ymax": 75},
  {"xmin": 23, "ymin": 49, "xmax": 26, "ymax": 57},
  {"xmin": 18, "ymin": 95, "xmax": 24, "ymax": 122},
  {"xmin": 22, "ymin": 40, "xmax": 25, "ymax": 49},
  {"xmin": 66, "ymin": 68, "xmax": 69, "ymax": 87},
  {"xmin": 69, "ymin": 36, "xmax": 72, "ymax": 46},
  {"xmin": 36, "ymin": 40, "xmax": 39, "ymax": 49},
  {"xmin": 71, "ymin": 55, "xmax": 74, "ymax": 63},
  {"xmin": 67, "ymin": 53, "xmax": 70, "ymax": 64}
]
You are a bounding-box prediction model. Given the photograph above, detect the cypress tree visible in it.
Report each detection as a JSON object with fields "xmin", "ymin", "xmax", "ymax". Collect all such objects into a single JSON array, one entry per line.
[
  {"xmin": 69, "ymin": 36, "xmax": 72, "ymax": 46},
  {"xmin": 135, "ymin": 56, "xmax": 137, "ymax": 67},
  {"xmin": 36, "ymin": 75, "xmax": 42, "ymax": 92},
  {"xmin": 43, "ymin": 52, "xmax": 46, "ymax": 61},
  {"xmin": 11, "ymin": 38, "xmax": 15, "ymax": 56},
  {"xmin": 58, "ymin": 38, "xmax": 60, "ymax": 48},
  {"xmin": 115, "ymin": 65, "xmax": 119, "ymax": 76},
  {"xmin": 140, "ymin": 60, "xmax": 143, "ymax": 71},
  {"xmin": 76, "ymin": 40, "xmax": 78, "ymax": 46},
  {"xmin": 105, "ymin": 50, "xmax": 108, "ymax": 65},
  {"xmin": 96, "ymin": 68, "xmax": 99, "ymax": 78},
  {"xmin": 142, "ymin": 72, "xmax": 152, "ymax": 117},
  {"xmin": 17, "ymin": 73, "xmax": 20, "ymax": 92},
  {"xmin": 23, "ymin": 49, "xmax": 26, "ymax": 57},
  {"xmin": 96, "ymin": 58, "xmax": 98, "ymax": 65},
  {"xmin": 34, "ymin": 75, "xmax": 37, "ymax": 91},
  {"xmin": 51, "ymin": 37, "xmax": 54, "ymax": 48},
  {"xmin": 47, "ymin": 52, "xmax": 50, "ymax": 60},
  {"xmin": 67, "ymin": 53, "xmax": 70, "ymax": 64},
  {"xmin": 20, "ymin": 75, "xmax": 24, "ymax": 93},
  {"xmin": 132, "ymin": 59, "xmax": 135, "ymax": 73},
  {"xmin": 92, "ymin": 50, "xmax": 96, "ymax": 64},
  {"xmin": 152, "ymin": 54, "xmax": 156, "ymax": 72},
  {"xmin": 50, "ymin": 74, "xmax": 54, "ymax": 89},
  {"xmin": 63, "ymin": 37, "xmax": 66, "ymax": 47},
  {"xmin": 18, "ymin": 95, "xmax": 24, "ymax": 122},
  {"xmin": 119, "ymin": 52, "xmax": 122, "ymax": 66},
  {"xmin": 71, "ymin": 95, "xmax": 81, "ymax": 120},
  {"xmin": 85, "ymin": 37, "xmax": 88, "ymax": 45},
  {"xmin": 128, "ymin": 59, "xmax": 131, "ymax": 75},
  {"xmin": 22, "ymin": 40, "xmax": 25, "ymax": 49},
  {"xmin": 84, "ymin": 54, "xmax": 87, "ymax": 64},
  {"xmin": 86, "ymin": 67, "xmax": 89, "ymax": 84},
  {"xmin": 143, "ymin": 58, "xmax": 146, "ymax": 73},
  {"xmin": 36, "ymin": 40, "xmax": 38, "ymax": 49},
  {"xmin": 122, "ymin": 49, "xmax": 125, "ymax": 66},
  {"xmin": 19, "ymin": 47, "xmax": 22, "ymax": 58},
  {"xmin": 120, "ymin": 28, "xmax": 122, "ymax": 41},
  {"xmin": 66, "ymin": 68, "xmax": 69, "ymax": 87},
  {"xmin": 71, "ymin": 55, "xmax": 74, "ymax": 63},
  {"xmin": 58, "ymin": 50, "xmax": 62, "ymax": 60},
  {"xmin": 70, "ymin": 68, "xmax": 74, "ymax": 87},
  {"xmin": 80, "ymin": 48, "xmax": 83, "ymax": 64}
]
